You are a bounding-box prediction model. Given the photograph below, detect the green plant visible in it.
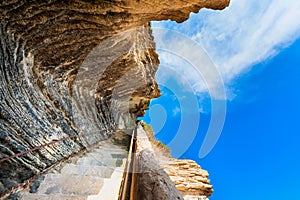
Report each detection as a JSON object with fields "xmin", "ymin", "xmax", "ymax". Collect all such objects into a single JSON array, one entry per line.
[{"xmin": 141, "ymin": 121, "xmax": 170, "ymax": 154}]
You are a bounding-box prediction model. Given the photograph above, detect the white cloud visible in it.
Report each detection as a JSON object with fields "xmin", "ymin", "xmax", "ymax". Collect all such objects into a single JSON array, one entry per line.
[
  {"xmin": 194, "ymin": 0, "xmax": 300, "ymax": 82},
  {"xmin": 152, "ymin": 0, "xmax": 300, "ymax": 98},
  {"xmin": 153, "ymin": 28, "xmax": 227, "ymax": 101}
]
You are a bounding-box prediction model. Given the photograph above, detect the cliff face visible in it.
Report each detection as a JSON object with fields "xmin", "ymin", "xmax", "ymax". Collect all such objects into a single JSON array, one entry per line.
[
  {"xmin": 142, "ymin": 123, "xmax": 213, "ymax": 200},
  {"xmin": 136, "ymin": 124, "xmax": 183, "ymax": 200},
  {"xmin": 162, "ymin": 159, "xmax": 213, "ymax": 200},
  {"xmin": 0, "ymin": 0, "xmax": 230, "ymax": 197}
]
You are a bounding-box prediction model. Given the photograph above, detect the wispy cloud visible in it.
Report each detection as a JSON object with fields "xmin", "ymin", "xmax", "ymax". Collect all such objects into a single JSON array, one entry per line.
[
  {"xmin": 193, "ymin": 0, "xmax": 300, "ymax": 81},
  {"xmin": 153, "ymin": 29, "xmax": 227, "ymax": 101},
  {"xmin": 152, "ymin": 0, "xmax": 300, "ymax": 99}
]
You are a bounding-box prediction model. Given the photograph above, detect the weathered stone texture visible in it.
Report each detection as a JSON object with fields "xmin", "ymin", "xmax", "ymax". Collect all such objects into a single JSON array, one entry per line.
[
  {"xmin": 143, "ymin": 124, "xmax": 214, "ymax": 200},
  {"xmin": 0, "ymin": 0, "xmax": 230, "ymax": 196},
  {"xmin": 136, "ymin": 124, "xmax": 183, "ymax": 200},
  {"xmin": 162, "ymin": 159, "xmax": 213, "ymax": 199}
]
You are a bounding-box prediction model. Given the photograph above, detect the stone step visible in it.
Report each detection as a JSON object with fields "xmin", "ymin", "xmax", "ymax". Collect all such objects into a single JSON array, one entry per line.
[
  {"xmin": 61, "ymin": 164, "xmax": 114, "ymax": 178},
  {"xmin": 87, "ymin": 167, "xmax": 126, "ymax": 200},
  {"xmin": 36, "ymin": 174, "xmax": 103, "ymax": 195},
  {"xmin": 94, "ymin": 144, "xmax": 127, "ymax": 151},
  {"xmin": 92, "ymin": 148, "xmax": 127, "ymax": 154},
  {"xmin": 91, "ymin": 151, "xmax": 127, "ymax": 158},
  {"xmin": 19, "ymin": 141, "xmax": 129, "ymax": 199},
  {"xmin": 21, "ymin": 194, "xmax": 87, "ymax": 200},
  {"xmin": 84, "ymin": 152, "xmax": 127, "ymax": 160},
  {"xmin": 111, "ymin": 153, "xmax": 127, "ymax": 159},
  {"xmin": 76, "ymin": 157, "xmax": 122, "ymax": 167},
  {"xmin": 84, "ymin": 152, "xmax": 108, "ymax": 158}
]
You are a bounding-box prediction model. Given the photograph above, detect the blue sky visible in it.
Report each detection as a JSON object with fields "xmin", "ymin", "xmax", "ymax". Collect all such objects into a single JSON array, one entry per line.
[{"xmin": 141, "ymin": 0, "xmax": 300, "ymax": 199}]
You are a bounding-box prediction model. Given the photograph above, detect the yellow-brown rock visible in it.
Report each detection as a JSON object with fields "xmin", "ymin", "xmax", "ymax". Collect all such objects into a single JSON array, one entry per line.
[
  {"xmin": 161, "ymin": 159, "xmax": 213, "ymax": 199},
  {"xmin": 0, "ymin": 0, "xmax": 230, "ymax": 197},
  {"xmin": 143, "ymin": 123, "xmax": 214, "ymax": 200}
]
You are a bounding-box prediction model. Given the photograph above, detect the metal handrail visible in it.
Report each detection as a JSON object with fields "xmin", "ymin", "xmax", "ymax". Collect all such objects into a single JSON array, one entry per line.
[
  {"xmin": 119, "ymin": 125, "xmax": 137, "ymax": 200},
  {"xmin": 0, "ymin": 130, "xmax": 111, "ymax": 199},
  {"xmin": 1, "ymin": 124, "xmax": 139, "ymax": 199},
  {"xmin": 0, "ymin": 130, "xmax": 107, "ymax": 163}
]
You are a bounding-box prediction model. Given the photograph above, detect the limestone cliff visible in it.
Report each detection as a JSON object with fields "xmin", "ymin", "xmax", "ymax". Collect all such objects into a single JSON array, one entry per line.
[
  {"xmin": 142, "ymin": 123, "xmax": 213, "ymax": 200},
  {"xmin": 0, "ymin": 0, "xmax": 229, "ymax": 197},
  {"xmin": 135, "ymin": 124, "xmax": 183, "ymax": 200},
  {"xmin": 162, "ymin": 159, "xmax": 213, "ymax": 200}
]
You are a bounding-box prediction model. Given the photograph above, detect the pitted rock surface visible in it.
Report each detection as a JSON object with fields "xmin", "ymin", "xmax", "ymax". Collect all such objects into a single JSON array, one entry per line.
[
  {"xmin": 162, "ymin": 159, "xmax": 213, "ymax": 200},
  {"xmin": 0, "ymin": 0, "xmax": 230, "ymax": 197}
]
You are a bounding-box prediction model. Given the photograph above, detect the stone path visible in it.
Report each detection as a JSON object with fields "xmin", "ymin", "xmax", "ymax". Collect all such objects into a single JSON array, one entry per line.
[{"xmin": 20, "ymin": 141, "xmax": 128, "ymax": 200}]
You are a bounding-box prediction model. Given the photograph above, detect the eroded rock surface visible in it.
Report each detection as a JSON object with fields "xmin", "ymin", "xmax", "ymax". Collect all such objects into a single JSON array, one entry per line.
[
  {"xmin": 142, "ymin": 123, "xmax": 213, "ymax": 200},
  {"xmin": 136, "ymin": 124, "xmax": 183, "ymax": 200},
  {"xmin": 162, "ymin": 159, "xmax": 213, "ymax": 200},
  {"xmin": 0, "ymin": 0, "xmax": 230, "ymax": 197}
]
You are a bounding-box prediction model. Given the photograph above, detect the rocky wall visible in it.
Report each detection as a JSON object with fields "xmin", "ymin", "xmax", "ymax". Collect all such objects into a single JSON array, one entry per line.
[{"xmin": 0, "ymin": 0, "xmax": 229, "ymax": 196}]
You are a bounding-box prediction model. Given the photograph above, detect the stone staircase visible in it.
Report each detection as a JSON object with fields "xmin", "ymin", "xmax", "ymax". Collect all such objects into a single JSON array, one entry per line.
[{"xmin": 20, "ymin": 141, "xmax": 128, "ymax": 200}]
